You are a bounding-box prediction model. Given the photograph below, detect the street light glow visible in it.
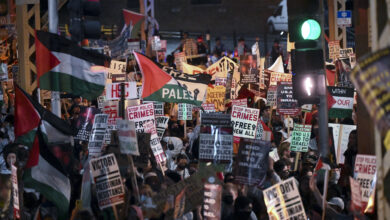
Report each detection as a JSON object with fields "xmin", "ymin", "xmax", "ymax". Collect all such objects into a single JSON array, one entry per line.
[{"xmin": 304, "ymin": 77, "xmax": 313, "ymax": 96}]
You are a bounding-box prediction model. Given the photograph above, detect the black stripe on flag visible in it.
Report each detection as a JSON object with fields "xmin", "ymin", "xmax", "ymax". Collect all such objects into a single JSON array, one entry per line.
[
  {"xmin": 327, "ymin": 86, "xmax": 354, "ymax": 98},
  {"xmin": 36, "ymin": 30, "xmax": 110, "ymax": 66}
]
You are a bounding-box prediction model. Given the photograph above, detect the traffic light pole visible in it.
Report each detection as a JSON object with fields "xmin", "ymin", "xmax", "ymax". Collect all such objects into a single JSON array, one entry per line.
[{"xmin": 49, "ymin": 0, "xmax": 62, "ymax": 117}]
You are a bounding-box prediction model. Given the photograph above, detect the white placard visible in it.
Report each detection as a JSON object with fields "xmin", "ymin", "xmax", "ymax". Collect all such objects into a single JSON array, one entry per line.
[
  {"xmin": 105, "ymin": 82, "xmax": 138, "ymax": 100},
  {"xmin": 231, "ymin": 106, "xmax": 259, "ymax": 139}
]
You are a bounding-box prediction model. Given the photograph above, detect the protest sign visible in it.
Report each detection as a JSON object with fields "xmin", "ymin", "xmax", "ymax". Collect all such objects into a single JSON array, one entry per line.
[
  {"xmin": 201, "ymin": 103, "xmax": 216, "ymax": 112},
  {"xmin": 354, "ymin": 154, "xmax": 376, "ymax": 206},
  {"xmin": 75, "ymin": 107, "xmax": 101, "ymax": 141},
  {"xmin": 178, "ymin": 103, "xmax": 193, "ymax": 120},
  {"xmin": 127, "ymin": 103, "xmax": 166, "ymax": 163},
  {"xmin": 117, "ymin": 119, "xmax": 139, "ymax": 155},
  {"xmin": 350, "ymin": 176, "xmax": 363, "ymax": 213},
  {"xmin": 277, "ymin": 81, "xmax": 300, "ymax": 116},
  {"xmin": 329, "ymin": 40, "xmax": 340, "ymax": 60},
  {"xmin": 215, "ymin": 77, "xmax": 227, "ymax": 86},
  {"xmin": 105, "ymin": 82, "xmax": 138, "ymax": 100},
  {"xmin": 174, "ymin": 52, "xmax": 187, "ymax": 71},
  {"xmin": 240, "ymin": 55, "xmax": 258, "ymax": 84},
  {"xmin": 11, "ymin": 165, "xmax": 20, "ymax": 219},
  {"xmin": 101, "ymin": 101, "xmax": 121, "ymax": 144},
  {"xmin": 255, "ymin": 121, "xmax": 272, "ymax": 141},
  {"xmin": 327, "ymin": 86, "xmax": 354, "ymax": 119},
  {"xmin": 97, "ymin": 96, "xmax": 106, "ymax": 109},
  {"xmin": 290, "ymin": 124, "xmax": 312, "ymax": 152},
  {"xmin": 89, "ymin": 154, "xmax": 125, "ymax": 210},
  {"xmin": 182, "ymin": 62, "xmax": 204, "ymax": 75},
  {"xmin": 143, "ymin": 165, "xmax": 216, "ymax": 219},
  {"xmin": 234, "ymin": 139, "xmax": 270, "ymax": 185},
  {"xmin": 263, "ymin": 177, "xmax": 307, "ymax": 219},
  {"xmin": 107, "ymin": 60, "xmax": 126, "ymax": 82},
  {"xmin": 206, "ymin": 85, "xmax": 226, "ymax": 112},
  {"xmin": 270, "ymin": 72, "xmax": 292, "ymax": 86},
  {"xmin": 156, "ymin": 116, "xmax": 169, "ymax": 140},
  {"xmin": 231, "ymin": 106, "xmax": 259, "ymax": 139},
  {"xmin": 266, "ymin": 86, "xmax": 277, "ymax": 107},
  {"xmin": 269, "ymin": 148, "xmax": 280, "ymax": 162},
  {"xmin": 88, "ymin": 114, "xmax": 109, "ymax": 157},
  {"xmin": 328, "ymin": 123, "xmax": 356, "ymax": 164},
  {"xmin": 203, "ymin": 184, "xmax": 222, "ymax": 220},
  {"xmin": 339, "ymin": 48, "xmax": 354, "ymax": 59},
  {"xmin": 232, "ymin": 98, "xmax": 247, "ymax": 107},
  {"xmin": 199, "ymin": 133, "xmax": 233, "ymax": 163},
  {"xmin": 301, "ymin": 104, "xmax": 313, "ymax": 112},
  {"xmin": 133, "ymin": 133, "xmax": 151, "ymax": 168},
  {"xmin": 201, "ymin": 113, "xmax": 231, "ymax": 127},
  {"xmin": 144, "ymin": 101, "xmax": 164, "ymax": 116}
]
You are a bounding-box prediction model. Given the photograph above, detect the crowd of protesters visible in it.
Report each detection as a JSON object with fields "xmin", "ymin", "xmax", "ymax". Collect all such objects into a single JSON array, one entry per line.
[{"xmin": 0, "ymin": 32, "xmax": 372, "ymax": 220}]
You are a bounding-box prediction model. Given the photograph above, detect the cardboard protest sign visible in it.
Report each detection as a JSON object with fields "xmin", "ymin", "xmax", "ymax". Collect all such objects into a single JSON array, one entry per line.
[
  {"xmin": 290, "ymin": 124, "xmax": 312, "ymax": 152},
  {"xmin": 89, "ymin": 154, "xmax": 125, "ymax": 209},
  {"xmin": 199, "ymin": 133, "xmax": 233, "ymax": 163},
  {"xmin": 156, "ymin": 116, "xmax": 169, "ymax": 140},
  {"xmin": 201, "ymin": 113, "xmax": 231, "ymax": 127},
  {"xmin": 277, "ymin": 81, "xmax": 300, "ymax": 116},
  {"xmin": 206, "ymin": 85, "xmax": 226, "ymax": 112},
  {"xmin": 266, "ymin": 86, "xmax": 277, "ymax": 107},
  {"xmin": 203, "ymin": 184, "xmax": 222, "ymax": 220},
  {"xmin": 142, "ymin": 165, "xmax": 216, "ymax": 219},
  {"xmin": 354, "ymin": 154, "xmax": 376, "ymax": 208},
  {"xmin": 234, "ymin": 139, "xmax": 270, "ymax": 185},
  {"xmin": 255, "ymin": 121, "xmax": 272, "ymax": 142},
  {"xmin": 88, "ymin": 114, "xmax": 109, "ymax": 157},
  {"xmin": 232, "ymin": 98, "xmax": 247, "ymax": 107},
  {"xmin": 127, "ymin": 103, "xmax": 166, "ymax": 163},
  {"xmin": 11, "ymin": 165, "xmax": 20, "ymax": 219},
  {"xmin": 178, "ymin": 103, "xmax": 193, "ymax": 120},
  {"xmin": 329, "ymin": 40, "xmax": 340, "ymax": 61},
  {"xmin": 231, "ymin": 106, "xmax": 259, "ymax": 139},
  {"xmin": 75, "ymin": 107, "xmax": 101, "ymax": 141},
  {"xmin": 328, "ymin": 123, "xmax": 356, "ymax": 164},
  {"xmin": 240, "ymin": 55, "xmax": 259, "ymax": 84},
  {"xmin": 270, "ymin": 72, "xmax": 292, "ymax": 86},
  {"xmin": 263, "ymin": 177, "xmax": 307, "ymax": 219},
  {"xmin": 117, "ymin": 119, "xmax": 139, "ymax": 155},
  {"xmin": 327, "ymin": 86, "xmax": 354, "ymax": 119},
  {"xmin": 101, "ymin": 100, "xmax": 121, "ymax": 144},
  {"xmin": 350, "ymin": 176, "xmax": 363, "ymax": 213},
  {"xmin": 105, "ymin": 82, "xmax": 138, "ymax": 100},
  {"xmin": 107, "ymin": 60, "xmax": 126, "ymax": 82},
  {"xmin": 201, "ymin": 103, "xmax": 216, "ymax": 112}
]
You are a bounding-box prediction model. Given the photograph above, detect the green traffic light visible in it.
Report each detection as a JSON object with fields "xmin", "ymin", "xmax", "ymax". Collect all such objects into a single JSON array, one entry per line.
[{"xmin": 301, "ymin": 19, "xmax": 321, "ymax": 40}]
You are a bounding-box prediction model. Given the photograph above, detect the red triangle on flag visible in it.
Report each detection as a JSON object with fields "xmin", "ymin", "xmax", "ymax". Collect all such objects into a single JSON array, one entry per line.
[
  {"xmin": 123, "ymin": 9, "xmax": 145, "ymax": 26},
  {"xmin": 35, "ymin": 31, "xmax": 60, "ymax": 83},
  {"xmin": 133, "ymin": 52, "xmax": 173, "ymax": 98},
  {"xmin": 14, "ymin": 85, "xmax": 41, "ymax": 138},
  {"xmin": 327, "ymin": 90, "xmax": 336, "ymax": 110}
]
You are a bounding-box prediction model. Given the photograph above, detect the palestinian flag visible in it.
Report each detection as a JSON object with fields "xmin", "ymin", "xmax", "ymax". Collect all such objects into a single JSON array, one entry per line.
[
  {"xmin": 35, "ymin": 30, "xmax": 110, "ymax": 100},
  {"xmin": 327, "ymin": 86, "xmax": 354, "ymax": 119},
  {"xmin": 134, "ymin": 52, "xmax": 201, "ymax": 106},
  {"xmin": 23, "ymin": 130, "xmax": 71, "ymax": 220},
  {"xmin": 122, "ymin": 9, "xmax": 144, "ymax": 39},
  {"xmin": 14, "ymin": 84, "xmax": 77, "ymax": 147}
]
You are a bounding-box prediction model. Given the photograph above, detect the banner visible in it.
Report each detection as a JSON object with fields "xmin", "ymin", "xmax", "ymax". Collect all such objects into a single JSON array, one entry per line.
[
  {"xmin": 206, "ymin": 85, "xmax": 226, "ymax": 112},
  {"xmin": 199, "ymin": 133, "xmax": 233, "ymax": 163},
  {"xmin": 232, "ymin": 98, "xmax": 247, "ymax": 107},
  {"xmin": 178, "ymin": 103, "xmax": 193, "ymax": 120},
  {"xmin": 269, "ymin": 71, "xmax": 292, "ymax": 86},
  {"xmin": 11, "ymin": 165, "xmax": 20, "ymax": 219},
  {"xmin": 156, "ymin": 116, "xmax": 169, "ymax": 140},
  {"xmin": 117, "ymin": 119, "xmax": 139, "ymax": 155},
  {"xmin": 327, "ymin": 86, "xmax": 354, "ymax": 118},
  {"xmin": 75, "ymin": 107, "xmax": 101, "ymax": 141},
  {"xmin": 182, "ymin": 62, "xmax": 205, "ymax": 75},
  {"xmin": 277, "ymin": 81, "xmax": 300, "ymax": 116},
  {"xmin": 90, "ymin": 154, "xmax": 125, "ymax": 210},
  {"xmin": 127, "ymin": 103, "xmax": 166, "ymax": 163},
  {"xmin": 234, "ymin": 139, "xmax": 270, "ymax": 185},
  {"xmin": 88, "ymin": 114, "xmax": 109, "ymax": 157},
  {"xmin": 203, "ymin": 184, "xmax": 222, "ymax": 220},
  {"xmin": 201, "ymin": 113, "xmax": 231, "ymax": 127},
  {"xmin": 231, "ymin": 106, "xmax": 259, "ymax": 139},
  {"xmin": 105, "ymin": 82, "xmax": 138, "ymax": 100},
  {"xmin": 328, "ymin": 123, "xmax": 356, "ymax": 164},
  {"xmin": 290, "ymin": 124, "xmax": 312, "ymax": 152},
  {"xmin": 263, "ymin": 177, "xmax": 307, "ymax": 219},
  {"xmin": 240, "ymin": 55, "xmax": 259, "ymax": 84},
  {"xmin": 101, "ymin": 100, "xmax": 121, "ymax": 144},
  {"xmin": 354, "ymin": 154, "xmax": 376, "ymax": 208}
]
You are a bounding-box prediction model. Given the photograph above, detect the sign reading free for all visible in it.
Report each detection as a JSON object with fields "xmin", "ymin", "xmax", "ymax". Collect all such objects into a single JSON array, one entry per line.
[{"xmin": 328, "ymin": 86, "xmax": 354, "ymax": 118}]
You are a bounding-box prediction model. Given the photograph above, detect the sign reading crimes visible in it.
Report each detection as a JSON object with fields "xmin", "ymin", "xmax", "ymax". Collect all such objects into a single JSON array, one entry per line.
[
  {"xmin": 90, "ymin": 154, "xmax": 125, "ymax": 209},
  {"xmin": 199, "ymin": 134, "xmax": 233, "ymax": 163},
  {"xmin": 290, "ymin": 124, "xmax": 312, "ymax": 152},
  {"xmin": 354, "ymin": 154, "xmax": 376, "ymax": 205},
  {"xmin": 263, "ymin": 177, "xmax": 307, "ymax": 220},
  {"xmin": 231, "ymin": 106, "xmax": 259, "ymax": 139}
]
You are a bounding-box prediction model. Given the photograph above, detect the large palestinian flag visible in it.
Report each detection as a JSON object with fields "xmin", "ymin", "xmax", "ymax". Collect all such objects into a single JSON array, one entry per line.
[
  {"xmin": 134, "ymin": 52, "xmax": 201, "ymax": 106},
  {"xmin": 35, "ymin": 30, "xmax": 110, "ymax": 100},
  {"xmin": 327, "ymin": 86, "xmax": 354, "ymax": 119}
]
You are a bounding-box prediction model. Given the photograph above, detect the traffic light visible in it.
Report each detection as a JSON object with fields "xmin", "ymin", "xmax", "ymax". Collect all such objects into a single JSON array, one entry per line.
[
  {"xmin": 288, "ymin": 0, "xmax": 322, "ymax": 49},
  {"xmin": 68, "ymin": 0, "xmax": 101, "ymax": 42}
]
